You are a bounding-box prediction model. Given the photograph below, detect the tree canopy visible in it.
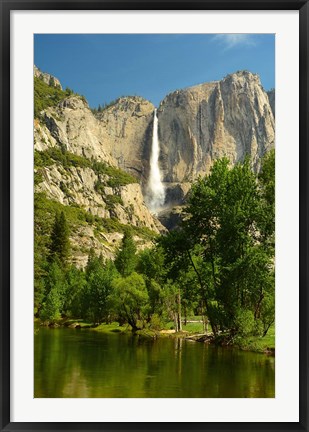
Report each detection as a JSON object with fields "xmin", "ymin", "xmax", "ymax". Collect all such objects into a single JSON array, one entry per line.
[{"xmin": 158, "ymin": 153, "xmax": 275, "ymax": 338}]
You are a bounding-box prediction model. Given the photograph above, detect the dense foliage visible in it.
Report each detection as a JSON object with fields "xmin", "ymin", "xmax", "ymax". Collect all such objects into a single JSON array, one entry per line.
[
  {"xmin": 33, "ymin": 192, "xmax": 155, "ymax": 315},
  {"xmin": 158, "ymin": 151, "xmax": 275, "ymax": 339}
]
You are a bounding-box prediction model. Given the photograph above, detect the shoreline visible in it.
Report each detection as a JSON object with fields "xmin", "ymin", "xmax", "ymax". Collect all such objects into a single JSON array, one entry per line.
[{"xmin": 36, "ymin": 318, "xmax": 275, "ymax": 356}]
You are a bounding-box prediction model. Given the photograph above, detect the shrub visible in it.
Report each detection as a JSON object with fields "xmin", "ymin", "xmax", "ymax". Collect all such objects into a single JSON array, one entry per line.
[
  {"xmin": 149, "ymin": 313, "xmax": 163, "ymax": 330},
  {"xmin": 234, "ymin": 309, "xmax": 255, "ymax": 336}
]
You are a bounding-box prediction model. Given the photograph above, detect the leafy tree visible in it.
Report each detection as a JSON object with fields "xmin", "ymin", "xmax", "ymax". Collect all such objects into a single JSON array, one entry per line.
[
  {"xmin": 159, "ymin": 156, "xmax": 275, "ymax": 338},
  {"xmin": 259, "ymin": 288, "xmax": 275, "ymax": 336},
  {"xmin": 136, "ymin": 246, "xmax": 165, "ymax": 282},
  {"xmin": 136, "ymin": 247, "xmax": 166, "ymax": 317},
  {"xmin": 158, "ymin": 230, "xmax": 208, "ymax": 333},
  {"xmin": 258, "ymin": 149, "xmax": 275, "ymax": 249},
  {"xmin": 110, "ymin": 272, "xmax": 149, "ymax": 331}
]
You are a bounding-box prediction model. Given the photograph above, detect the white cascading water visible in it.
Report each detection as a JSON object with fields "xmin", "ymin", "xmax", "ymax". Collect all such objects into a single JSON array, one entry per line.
[{"xmin": 147, "ymin": 109, "xmax": 165, "ymax": 214}]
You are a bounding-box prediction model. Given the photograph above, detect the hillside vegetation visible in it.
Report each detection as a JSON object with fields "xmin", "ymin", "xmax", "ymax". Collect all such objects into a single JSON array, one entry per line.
[{"xmin": 34, "ymin": 76, "xmax": 76, "ymax": 119}]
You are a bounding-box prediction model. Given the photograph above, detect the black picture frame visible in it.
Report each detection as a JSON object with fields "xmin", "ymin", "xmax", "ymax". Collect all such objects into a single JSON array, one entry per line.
[{"xmin": 1, "ymin": 1, "xmax": 308, "ymax": 431}]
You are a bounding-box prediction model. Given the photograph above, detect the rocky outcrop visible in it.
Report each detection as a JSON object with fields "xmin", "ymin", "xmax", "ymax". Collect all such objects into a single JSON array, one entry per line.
[
  {"xmin": 38, "ymin": 96, "xmax": 115, "ymax": 165},
  {"xmin": 35, "ymin": 95, "xmax": 155, "ymax": 180},
  {"xmin": 34, "ymin": 65, "xmax": 62, "ymax": 89},
  {"xmin": 35, "ymin": 159, "xmax": 163, "ymax": 267},
  {"xmin": 70, "ymin": 226, "xmax": 153, "ymax": 269},
  {"xmin": 267, "ymin": 89, "xmax": 275, "ymax": 117},
  {"xmin": 35, "ymin": 162, "xmax": 163, "ymax": 232},
  {"xmin": 163, "ymin": 182, "xmax": 191, "ymax": 206},
  {"xmin": 157, "ymin": 206, "xmax": 184, "ymax": 231},
  {"xmin": 158, "ymin": 71, "xmax": 275, "ymax": 183}
]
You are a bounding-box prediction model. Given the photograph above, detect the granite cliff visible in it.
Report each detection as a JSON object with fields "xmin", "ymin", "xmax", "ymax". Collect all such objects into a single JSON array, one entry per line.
[
  {"xmin": 158, "ymin": 71, "xmax": 275, "ymax": 184},
  {"xmin": 34, "ymin": 67, "xmax": 275, "ymax": 264}
]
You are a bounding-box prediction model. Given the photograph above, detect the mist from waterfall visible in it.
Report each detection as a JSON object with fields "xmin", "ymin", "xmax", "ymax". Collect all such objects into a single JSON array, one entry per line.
[{"xmin": 147, "ymin": 109, "xmax": 165, "ymax": 214}]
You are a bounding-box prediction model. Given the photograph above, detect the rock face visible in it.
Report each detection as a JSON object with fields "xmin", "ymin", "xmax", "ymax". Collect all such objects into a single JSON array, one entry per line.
[
  {"xmin": 35, "ymin": 68, "xmax": 275, "ymax": 205},
  {"xmin": 158, "ymin": 71, "xmax": 275, "ymax": 183},
  {"xmin": 267, "ymin": 89, "xmax": 275, "ymax": 117},
  {"xmin": 38, "ymin": 96, "xmax": 115, "ymax": 164},
  {"xmin": 36, "ymin": 95, "xmax": 155, "ymax": 180},
  {"xmin": 96, "ymin": 97, "xmax": 155, "ymax": 181},
  {"xmin": 34, "ymin": 66, "xmax": 275, "ymax": 261},
  {"xmin": 36, "ymin": 163, "xmax": 159, "ymax": 230},
  {"xmin": 34, "ymin": 65, "xmax": 62, "ymax": 89},
  {"xmin": 34, "ymin": 70, "xmax": 164, "ymax": 265}
]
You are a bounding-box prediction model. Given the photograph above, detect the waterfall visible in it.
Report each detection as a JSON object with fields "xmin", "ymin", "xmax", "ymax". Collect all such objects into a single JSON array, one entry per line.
[{"xmin": 147, "ymin": 109, "xmax": 165, "ymax": 214}]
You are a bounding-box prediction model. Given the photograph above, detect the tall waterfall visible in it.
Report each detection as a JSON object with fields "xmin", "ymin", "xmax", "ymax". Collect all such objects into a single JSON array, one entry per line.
[{"xmin": 147, "ymin": 109, "xmax": 165, "ymax": 214}]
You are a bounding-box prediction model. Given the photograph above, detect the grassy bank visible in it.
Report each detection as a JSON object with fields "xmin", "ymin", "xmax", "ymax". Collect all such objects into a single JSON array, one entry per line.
[
  {"xmin": 36, "ymin": 318, "xmax": 275, "ymax": 354},
  {"xmin": 232, "ymin": 325, "xmax": 275, "ymax": 354},
  {"xmin": 90, "ymin": 322, "xmax": 130, "ymax": 334}
]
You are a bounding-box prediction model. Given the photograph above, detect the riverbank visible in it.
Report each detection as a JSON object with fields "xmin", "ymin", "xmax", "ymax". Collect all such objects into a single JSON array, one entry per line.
[{"xmin": 36, "ymin": 318, "xmax": 275, "ymax": 355}]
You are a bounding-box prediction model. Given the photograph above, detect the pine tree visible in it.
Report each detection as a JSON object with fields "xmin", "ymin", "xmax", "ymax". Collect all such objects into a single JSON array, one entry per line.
[
  {"xmin": 114, "ymin": 229, "xmax": 137, "ymax": 276},
  {"xmin": 49, "ymin": 211, "xmax": 70, "ymax": 267},
  {"xmin": 40, "ymin": 260, "xmax": 67, "ymax": 322}
]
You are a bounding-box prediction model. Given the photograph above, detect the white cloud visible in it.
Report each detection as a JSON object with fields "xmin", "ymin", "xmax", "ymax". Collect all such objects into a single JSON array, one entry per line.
[{"xmin": 213, "ymin": 34, "xmax": 256, "ymax": 50}]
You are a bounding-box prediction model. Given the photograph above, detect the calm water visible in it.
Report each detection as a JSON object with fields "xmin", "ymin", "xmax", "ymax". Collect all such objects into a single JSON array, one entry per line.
[{"xmin": 34, "ymin": 328, "xmax": 275, "ymax": 398}]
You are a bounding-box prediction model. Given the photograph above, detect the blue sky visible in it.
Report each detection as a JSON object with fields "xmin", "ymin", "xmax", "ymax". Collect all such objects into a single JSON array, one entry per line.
[{"xmin": 34, "ymin": 34, "xmax": 275, "ymax": 108}]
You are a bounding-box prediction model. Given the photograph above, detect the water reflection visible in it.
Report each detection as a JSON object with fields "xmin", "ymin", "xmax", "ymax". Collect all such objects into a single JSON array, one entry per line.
[{"xmin": 34, "ymin": 328, "xmax": 275, "ymax": 398}]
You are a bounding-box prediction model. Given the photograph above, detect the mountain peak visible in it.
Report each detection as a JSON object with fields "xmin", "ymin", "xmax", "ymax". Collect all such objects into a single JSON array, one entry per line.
[{"xmin": 34, "ymin": 65, "xmax": 62, "ymax": 90}]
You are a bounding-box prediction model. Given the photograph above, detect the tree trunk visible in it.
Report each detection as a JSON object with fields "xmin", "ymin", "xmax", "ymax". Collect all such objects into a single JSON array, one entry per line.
[
  {"xmin": 177, "ymin": 289, "xmax": 182, "ymax": 332},
  {"xmin": 174, "ymin": 313, "xmax": 179, "ymax": 332},
  {"xmin": 202, "ymin": 314, "xmax": 208, "ymax": 334},
  {"xmin": 186, "ymin": 249, "xmax": 218, "ymax": 336}
]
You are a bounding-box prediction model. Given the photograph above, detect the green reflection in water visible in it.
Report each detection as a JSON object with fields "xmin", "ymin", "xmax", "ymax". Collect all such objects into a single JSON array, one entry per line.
[{"xmin": 34, "ymin": 328, "xmax": 275, "ymax": 398}]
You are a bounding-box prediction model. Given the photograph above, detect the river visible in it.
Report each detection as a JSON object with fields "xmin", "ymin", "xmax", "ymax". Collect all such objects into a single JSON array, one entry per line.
[{"xmin": 34, "ymin": 328, "xmax": 275, "ymax": 398}]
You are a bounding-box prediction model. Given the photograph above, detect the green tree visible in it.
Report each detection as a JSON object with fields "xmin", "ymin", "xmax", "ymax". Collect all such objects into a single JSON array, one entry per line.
[
  {"xmin": 49, "ymin": 211, "xmax": 70, "ymax": 267},
  {"xmin": 136, "ymin": 247, "xmax": 166, "ymax": 318},
  {"xmin": 110, "ymin": 272, "xmax": 149, "ymax": 331},
  {"xmin": 158, "ymin": 230, "xmax": 206, "ymax": 333},
  {"xmin": 85, "ymin": 248, "xmax": 99, "ymax": 276},
  {"xmin": 64, "ymin": 266, "xmax": 87, "ymax": 318},
  {"xmin": 84, "ymin": 252, "xmax": 118, "ymax": 324},
  {"xmin": 40, "ymin": 260, "xmax": 67, "ymax": 322},
  {"xmin": 40, "ymin": 286, "xmax": 62, "ymax": 323},
  {"xmin": 136, "ymin": 246, "xmax": 165, "ymax": 281},
  {"xmin": 114, "ymin": 229, "xmax": 137, "ymax": 276},
  {"xmin": 160, "ymin": 156, "xmax": 275, "ymax": 338},
  {"xmin": 258, "ymin": 149, "xmax": 275, "ymax": 249}
]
